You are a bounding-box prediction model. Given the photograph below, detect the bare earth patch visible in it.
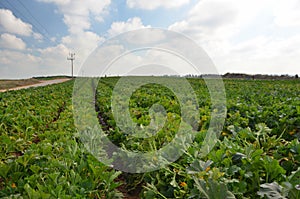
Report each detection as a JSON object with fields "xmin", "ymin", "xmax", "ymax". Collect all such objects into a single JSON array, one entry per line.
[
  {"xmin": 0, "ymin": 78, "xmax": 71, "ymax": 92},
  {"xmin": 0, "ymin": 79, "xmax": 40, "ymax": 90}
]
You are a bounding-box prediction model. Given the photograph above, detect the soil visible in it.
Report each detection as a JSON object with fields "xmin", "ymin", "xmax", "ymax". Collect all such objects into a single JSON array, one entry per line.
[{"xmin": 0, "ymin": 78, "xmax": 71, "ymax": 92}]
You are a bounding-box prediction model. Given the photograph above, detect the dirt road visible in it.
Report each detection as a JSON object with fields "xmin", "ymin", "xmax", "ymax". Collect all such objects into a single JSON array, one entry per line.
[{"xmin": 0, "ymin": 78, "xmax": 71, "ymax": 92}]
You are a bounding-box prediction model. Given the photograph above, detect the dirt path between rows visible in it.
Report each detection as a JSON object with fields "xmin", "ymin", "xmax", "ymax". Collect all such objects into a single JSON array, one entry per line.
[{"xmin": 0, "ymin": 78, "xmax": 71, "ymax": 92}]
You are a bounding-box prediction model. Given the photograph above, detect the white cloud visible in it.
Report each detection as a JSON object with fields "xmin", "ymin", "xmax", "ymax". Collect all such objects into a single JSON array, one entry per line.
[
  {"xmin": 168, "ymin": 0, "xmax": 300, "ymax": 75},
  {"xmin": 123, "ymin": 28, "xmax": 166, "ymax": 45},
  {"xmin": 82, "ymin": 43, "xmax": 194, "ymax": 76},
  {"xmin": 33, "ymin": 33, "xmax": 44, "ymax": 41},
  {"xmin": 0, "ymin": 33, "xmax": 26, "ymax": 50},
  {"xmin": 127, "ymin": 0, "xmax": 190, "ymax": 10},
  {"xmin": 169, "ymin": 0, "xmax": 240, "ymax": 42},
  {"xmin": 61, "ymin": 31, "xmax": 105, "ymax": 75},
  {"xmin": 38, "ymin": 0, "xmax": 111, "ymax": 34},
  {"xmin": 84, "ymin": 28, "xmax": 208, "ymax": 77},
  {"xmin": 208, "ymin": 33, "xmax": 300, "ymax": 75},
  {"xmin": 37, "ymin": 0, "xmax": 70, "ymax": 5},
  {"xmin": 273, "ymin": 0, "xmax": 300, "ymax": 27},
  {"xmin": 38, "ymin": 44, "xmax": 69, "ymax": 59},
  {"xmin": 62, "ymin": 31, "xmax": 104, "ymax": 55},
  {"xmin": 50, "ymin": 37, "xmax": 57, "ymax": 42},
  {"xmin": 37, "ymin": 0, "xmax": 111, "ymax": 76},
  {"xmin": 108, "ymin": 17, "xmax": 150, "ymax": 37},
  {"xmin": 37, "ymin": 44, "xmax": 73, "ymax": 75},
  {"xmin": 0, "ymin": 50, "xmax": 41, "ymax": 78},
  {"xmin": 2, "ymin": 0, "xmax": 300, "ymax": 79},
  {"xmin": 0, "ymin": 9, "xmax": 33, "ymax": 36},
  {"xmin": 169, "ymin": 0, "xmax": 276, "ymax": 42},
  {"xmin": 0, "ymin": 44, "xmax": 72, "ymax": 79}
]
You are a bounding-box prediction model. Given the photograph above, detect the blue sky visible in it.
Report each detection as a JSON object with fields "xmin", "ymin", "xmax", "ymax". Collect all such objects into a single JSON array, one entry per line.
[{"xmin": 0, "ymin": 0, "xmax": 300, "ymax": 78}]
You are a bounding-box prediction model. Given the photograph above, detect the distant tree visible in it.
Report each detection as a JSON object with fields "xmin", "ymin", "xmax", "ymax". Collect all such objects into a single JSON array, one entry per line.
[{"xmin": 296, "ymin": 74, "xmax": 299, "ymax": 79}]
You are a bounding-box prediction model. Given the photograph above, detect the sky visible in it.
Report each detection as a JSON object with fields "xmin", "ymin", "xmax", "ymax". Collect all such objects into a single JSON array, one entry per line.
[{"xmin": 0, "ymin": 0, "xmax": 300, "ymax": 79}]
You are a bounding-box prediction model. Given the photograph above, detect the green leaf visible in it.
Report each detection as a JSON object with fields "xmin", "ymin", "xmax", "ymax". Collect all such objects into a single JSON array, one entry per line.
[
  {"xmin": 193, "ymin": 178, "xmax": 236, "ymax": 199},
  {"xmin": 187, "ymin": 160, "xmax": 213, "ymax": 174},
  {"xmin": 257, "ymin": 182, "xmax": 287, "ymax": 199},
  {"xmin": 0, "ymin": 164, "xmax": 11, "ymax": 178},
  {"xmin": 264, "ymin": 156, "xmax": 286, "ymax": 182},
  {"xmin": 288, "ymin": 167, "xmax": 300, "ymax": 185}
]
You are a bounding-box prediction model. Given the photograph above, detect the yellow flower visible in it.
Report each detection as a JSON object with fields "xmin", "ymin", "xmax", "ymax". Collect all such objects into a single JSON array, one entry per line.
[
  {"xmin": 205, "ymin": 166, "xmax": 211, "ymax": 172},
  {"xmin": 289, "ymin": 130, "xmax": 295, "ymax": 135},
  {"xmin": 221, "ymin": 132, "xmax": 228, "ymax": 136},
  {"xmin": 179, "ymin": 182, "xmax": 187, "ymax": 187},
  {"xmin": 11, "ymin": 183, "xmax": 16, "ymax": 188}
]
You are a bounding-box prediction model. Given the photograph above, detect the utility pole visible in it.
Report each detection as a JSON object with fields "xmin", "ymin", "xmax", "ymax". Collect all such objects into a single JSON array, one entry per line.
[{"xmin": 67, "ymin": 52, "xmax": 75, "ymax": 78}]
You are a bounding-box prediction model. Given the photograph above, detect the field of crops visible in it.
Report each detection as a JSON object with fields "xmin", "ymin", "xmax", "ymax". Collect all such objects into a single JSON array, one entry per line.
[{"xmin": 0, "ymin": 77, "xmax": 299, "ymax": 198}]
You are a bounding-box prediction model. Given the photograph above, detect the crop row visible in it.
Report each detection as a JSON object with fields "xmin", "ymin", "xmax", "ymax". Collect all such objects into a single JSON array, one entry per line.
[
  {"xmin": 0, "ymin": 80, "xmax": 123, "ymax": 198},
  {"xmin": 0, "ymin": 77, "xmax": 299, "ymax": 198},
  {"xmin": 95, "ymin": 77, "xmax": 300, "ymax": 198}
]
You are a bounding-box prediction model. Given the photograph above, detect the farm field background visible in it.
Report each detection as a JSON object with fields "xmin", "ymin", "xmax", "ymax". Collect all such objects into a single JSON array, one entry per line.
[
  {"xmin": 0, "ymin": 77, "xmax": 71, "ymax": 92},
  {"xmin": 0, "ymin": 77, "xmax": 299, "ymax": 198}
]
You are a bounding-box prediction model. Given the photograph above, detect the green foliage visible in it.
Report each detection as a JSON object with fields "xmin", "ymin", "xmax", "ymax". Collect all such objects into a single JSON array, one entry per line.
[
  {"xmin": 0, "ymin": 80, "xmax": 122, "ymax": 198},
  {"xmin": 0, "ymin": 77, "xmax": 299, "ymax": 198}
]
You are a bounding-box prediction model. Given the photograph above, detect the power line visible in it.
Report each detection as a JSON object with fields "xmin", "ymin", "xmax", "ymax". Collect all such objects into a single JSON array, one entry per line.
[
  {"xmin": 1, "ymin": 0, "xmax": 54, "ymax": 43},
  {"xmin": 2, "ymin": 0, "xmax": 39, "ymax": 33},
  {"xmin": 16, "ymin": 0, "xmax": 52, "ymax": 40},
  {"xmin": 2, "ymin": 0, "xmax": 31, "ymax": 24}
]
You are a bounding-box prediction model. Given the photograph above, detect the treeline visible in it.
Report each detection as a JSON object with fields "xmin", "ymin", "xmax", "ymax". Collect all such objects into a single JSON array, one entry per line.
[
  {"xmin": 222, "ymin": 73, "xmax": 298, "ymax": 80},
  {"xmin": 180, "ymin": 73, "xmax": 299, "ymax": 80}
]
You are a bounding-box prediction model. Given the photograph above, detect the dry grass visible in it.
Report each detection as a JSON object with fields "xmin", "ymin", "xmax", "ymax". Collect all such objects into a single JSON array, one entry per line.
[{"xmin": 0, "ymin": 78, "xmax": 40, "ymax": 90}]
